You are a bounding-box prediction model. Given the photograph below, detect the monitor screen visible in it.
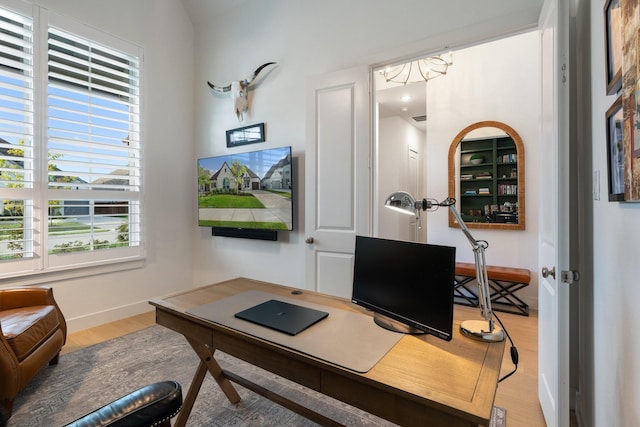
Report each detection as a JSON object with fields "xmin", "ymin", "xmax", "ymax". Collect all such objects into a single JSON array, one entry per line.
[
  {"xmin": 351, "ymin": 236, "xmax": 456, "ymax": 341},
  {"xmin": 197, "ymin": 146, "xmax": 293, "ymax": 232}
]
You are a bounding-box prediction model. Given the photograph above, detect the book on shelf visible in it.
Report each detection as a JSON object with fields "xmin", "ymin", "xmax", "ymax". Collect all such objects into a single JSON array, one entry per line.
[
  {"xmin": 461, "ymin": 174, "xmax": 474, "ymax": 180},
  {"xmin": 475, "ymin": 171, "xmax": 492, "ymax": 179},
  {"xmin": 478, "ymin": 188, "xmax": 490, "ymax": 195},
  {"xmin": 498, "ymin": 184, "xmax": 518, "ymax": 195},
  {"xmin": 497, "ymin": 153, "xmax": 517, "ymax": 163},
  {"xmin": 464, "ymin": 190, "xmax": 477, "ymax": 195}
]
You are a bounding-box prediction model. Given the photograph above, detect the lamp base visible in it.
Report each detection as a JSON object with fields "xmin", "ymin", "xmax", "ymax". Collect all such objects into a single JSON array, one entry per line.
[{"xmin": 460, "ymin": 320, "xmax": 505, "ymax": 342}]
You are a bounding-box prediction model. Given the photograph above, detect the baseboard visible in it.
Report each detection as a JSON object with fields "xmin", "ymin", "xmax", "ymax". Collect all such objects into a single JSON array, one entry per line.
[{"xmin": 66, "ymin": 300, "xmax": 154, "ymax": 333}]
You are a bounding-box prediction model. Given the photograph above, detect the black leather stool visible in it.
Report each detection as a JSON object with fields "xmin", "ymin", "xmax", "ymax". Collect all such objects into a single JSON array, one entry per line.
[{"xmin": 63, "ymin": 381, "xmax": 182, "ymax": 427}]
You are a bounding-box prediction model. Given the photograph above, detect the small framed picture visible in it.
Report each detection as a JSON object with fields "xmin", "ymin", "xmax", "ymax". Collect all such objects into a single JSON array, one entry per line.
[
  {"xmin": 226, "ymin": 123, "xmax": 265, "ymax": 148},
  {"xmin": 604, "ymin": 0, "xmax": 622, "ymax": 95},
  {"xmin": 606, "ymin": 96, "xmax": 625, "ymax": 201}
]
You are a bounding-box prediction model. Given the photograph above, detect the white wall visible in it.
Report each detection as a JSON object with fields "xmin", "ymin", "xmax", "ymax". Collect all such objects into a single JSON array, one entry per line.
[
  {"xmin": 190, "ymin": 0, "xmax": 544, "ymax": 291},
  {"xmin": 590, "ymin": 1, "xmax": 640, "ymax": 426},
  {"xmin": 0, "ymin": 0, "xmax": 196, "ymax": 332}
]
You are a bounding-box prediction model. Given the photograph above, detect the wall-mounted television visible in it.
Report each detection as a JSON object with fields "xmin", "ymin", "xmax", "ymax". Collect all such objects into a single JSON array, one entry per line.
[
  {"xmin": 351, "ymin": 236, "xmax": 456, "ymax": 341},
  {"xmin": 197, "ymin": 146, "xmax": 293, "ymax": 240}
]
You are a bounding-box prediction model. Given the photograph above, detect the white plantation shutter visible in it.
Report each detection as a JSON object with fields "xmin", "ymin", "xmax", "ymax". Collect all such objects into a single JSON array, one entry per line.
[
  {"xmin": 47, "ymin": 27, "xmax": 140, "ymax": 191},
  {"xmin": 0, "ymin": 6, "xmax": 35, "ymax": 262},
  {"xmin": 0, "ymin": 3, "xmax": 144, "ymax": 277},
  {"xmin": 46, "ymin": 26, "xmax": 142, "ymax": 258}
]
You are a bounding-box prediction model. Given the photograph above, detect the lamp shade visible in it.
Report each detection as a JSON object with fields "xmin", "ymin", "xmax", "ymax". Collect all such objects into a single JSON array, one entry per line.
[{"xmin": 384, "ymin": 191, "xmax": 417, "ymax": 215}]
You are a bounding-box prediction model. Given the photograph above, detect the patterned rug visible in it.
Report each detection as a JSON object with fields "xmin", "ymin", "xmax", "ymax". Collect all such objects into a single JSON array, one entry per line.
[{"xmin": 9, "ymin": 325, "xmax": 506, "ymax": 426}]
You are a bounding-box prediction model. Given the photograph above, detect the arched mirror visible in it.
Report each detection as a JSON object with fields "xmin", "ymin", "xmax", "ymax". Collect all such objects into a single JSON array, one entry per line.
[{"xmin": 448, "ymin": 121, "xmax": 525, "ymax": 230}]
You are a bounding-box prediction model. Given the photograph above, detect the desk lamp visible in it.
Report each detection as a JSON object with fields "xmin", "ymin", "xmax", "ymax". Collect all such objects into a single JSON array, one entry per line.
[{"xmin": 384, "ymin": 191, "xmax": 505, "ymax": 343}]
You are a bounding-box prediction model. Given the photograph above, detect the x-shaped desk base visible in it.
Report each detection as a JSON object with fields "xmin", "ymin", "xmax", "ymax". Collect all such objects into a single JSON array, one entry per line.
[{"xmin": 173, "ymin": 337, "xmax": 343, "ymax": 427}]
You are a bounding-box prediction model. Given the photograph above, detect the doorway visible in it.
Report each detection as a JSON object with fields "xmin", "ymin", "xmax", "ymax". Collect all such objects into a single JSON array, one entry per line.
[
  {"xmin": 372, "ymin": 31, "xmax": 541, "ymax": 309},
  {"xmin": 374, "ymin": 70, "xmax": 427, "ymax": 242}
]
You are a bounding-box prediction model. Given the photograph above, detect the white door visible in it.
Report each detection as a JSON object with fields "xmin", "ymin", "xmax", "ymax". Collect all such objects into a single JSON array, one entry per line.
[
  {"xmin": 305, "ymin": 66, "xmax": 370, "ymax": 298},
  {"xmin": 538, "ymin": 0, "xmax": 571, "ymax": 426}
]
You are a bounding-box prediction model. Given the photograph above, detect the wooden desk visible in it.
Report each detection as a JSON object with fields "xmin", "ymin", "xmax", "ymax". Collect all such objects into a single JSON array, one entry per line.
[{"xmin": 149, "ymin": 278, "xmax": 505, "ymax": 427}]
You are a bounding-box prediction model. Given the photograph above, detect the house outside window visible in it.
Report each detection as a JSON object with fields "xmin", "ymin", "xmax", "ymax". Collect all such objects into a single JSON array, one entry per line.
[{"xmin": 0, "ymin": 3, "xmax": 143, "ymax": 278}]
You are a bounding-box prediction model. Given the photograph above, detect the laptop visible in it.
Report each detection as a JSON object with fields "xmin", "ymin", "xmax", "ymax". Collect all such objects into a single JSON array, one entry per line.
[{"xmin": 234, "ymin": 299, "xmax": 329, "ymax": 336}]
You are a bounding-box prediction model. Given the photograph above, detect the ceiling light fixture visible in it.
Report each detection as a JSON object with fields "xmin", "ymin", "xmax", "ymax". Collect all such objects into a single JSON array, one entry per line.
[{"xmin": 381, "ymin": 51, "xmax": 453, "ymax": 85}]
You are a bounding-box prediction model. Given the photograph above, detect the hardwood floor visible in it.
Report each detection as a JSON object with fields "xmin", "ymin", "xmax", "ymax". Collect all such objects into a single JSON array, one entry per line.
[
  {"xmin": 492, "ymin": 310, "xmax": 546, "ymax": 427},
  {"xmin": 61, "ymin": 310, "xmax": 155, "ymax": 355},
  {"xmin": 63, "ymin": 308, "xmax": 546, "ymax": 426}
]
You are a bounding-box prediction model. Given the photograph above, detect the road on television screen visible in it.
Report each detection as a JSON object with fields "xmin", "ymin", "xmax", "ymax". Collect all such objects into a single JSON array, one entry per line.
[{"xmin": 199, "ymin": 190, "xmax": 292, "ymax": 228}]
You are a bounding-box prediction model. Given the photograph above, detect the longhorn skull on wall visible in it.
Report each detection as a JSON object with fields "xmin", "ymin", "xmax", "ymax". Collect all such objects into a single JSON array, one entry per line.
[{"xmin": 207, "ymin": 62, "xmax": 276, "ymax": 121}]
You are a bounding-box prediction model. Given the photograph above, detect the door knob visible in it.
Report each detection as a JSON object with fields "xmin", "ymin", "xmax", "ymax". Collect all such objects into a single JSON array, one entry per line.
[
  {"xmin": 305, "ymin": 236, "xmax": 314, "ymax": 244},
  {"xmin": 541, "ymin": 266, "xmax": 556, "ymax": 279}
]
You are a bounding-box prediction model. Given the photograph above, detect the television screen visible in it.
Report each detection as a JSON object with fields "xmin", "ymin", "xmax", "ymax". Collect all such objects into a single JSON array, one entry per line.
[
  {"xmin": 351, "ymin": 236, "xmax": 456, "ymax": 341},
  {"xmin": 197, "ymin": 146, "xmax": 293, "ymax": 232}
]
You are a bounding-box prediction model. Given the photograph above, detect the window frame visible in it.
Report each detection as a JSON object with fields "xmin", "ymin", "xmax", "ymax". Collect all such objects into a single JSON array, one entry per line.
[{"xmin": 0, "ymin": 2, "xmax": 145, "ymax": 280}]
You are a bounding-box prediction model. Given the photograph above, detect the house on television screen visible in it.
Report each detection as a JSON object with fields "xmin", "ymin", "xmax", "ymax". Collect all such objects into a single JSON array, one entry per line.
[
  {"xmin": 261, "ymin": 153, "xmax": 292, "ymax": 190},
  {"xmin": 209, "ymin": 161, "xmax": 261, "ymax": 192}
]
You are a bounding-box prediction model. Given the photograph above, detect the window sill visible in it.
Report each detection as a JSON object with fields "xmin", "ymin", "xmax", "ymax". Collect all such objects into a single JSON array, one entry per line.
[{"xmin": 0, "ymin": 256, "xmax": 146, "ymax": 286}]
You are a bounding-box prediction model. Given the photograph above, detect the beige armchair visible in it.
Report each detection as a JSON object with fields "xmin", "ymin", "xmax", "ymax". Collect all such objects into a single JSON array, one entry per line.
[{"xmin": 0, "ymin": 286, "xmax": 67, "ymax": 417}]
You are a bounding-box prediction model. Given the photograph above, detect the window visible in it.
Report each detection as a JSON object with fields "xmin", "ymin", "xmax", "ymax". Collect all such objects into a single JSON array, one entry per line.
[{"xmin": 0, "ymin": 4, "xmax": 143, "ymax": 278}]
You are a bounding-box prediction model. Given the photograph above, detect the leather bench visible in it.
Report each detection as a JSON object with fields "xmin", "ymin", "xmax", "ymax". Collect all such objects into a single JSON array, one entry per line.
[
  {"xmin": 63, "ymin": 381, "xmax": 182, "ymax": 427},
  {"xmin": 454, "ymin": 262, "xmax": 531, "ymax": 316}
]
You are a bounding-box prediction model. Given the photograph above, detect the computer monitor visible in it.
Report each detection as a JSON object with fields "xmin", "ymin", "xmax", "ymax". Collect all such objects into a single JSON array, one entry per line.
[{"xmin": 351, "ymin": 236, "xmax": 456, "ymax": 341}]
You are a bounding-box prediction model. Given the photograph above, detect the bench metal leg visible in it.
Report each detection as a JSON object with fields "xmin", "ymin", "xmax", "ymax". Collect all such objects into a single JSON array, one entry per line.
[
  {"xmin": 453, "ymin": 276, "xmax": 480, "ymax": 307},
  {"xmin": 454, "ymin": 276, "xmax": 529, "ymax": 316},
  {"xmin": 488, "ymin": 280, "xmax": 529, "ymax": 316}
]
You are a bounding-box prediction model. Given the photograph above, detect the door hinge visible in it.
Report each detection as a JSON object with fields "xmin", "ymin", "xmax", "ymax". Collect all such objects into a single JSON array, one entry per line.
[{"xmin": 561, "ymin": 269, "xmax": 579, "ymax": 284}]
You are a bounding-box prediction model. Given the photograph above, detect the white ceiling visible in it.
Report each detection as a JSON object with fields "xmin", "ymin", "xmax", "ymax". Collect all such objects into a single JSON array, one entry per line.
[
  {"xmin": 376, "ymin": 81, "xmax": 427, "ymax": 131},
  {"xmin": 181, "ymin": 0, "xmax": 544, "ymax": 133},
  {"xmin": 181, "ymin": 0, "xmax": 543, "ymax": 30}
]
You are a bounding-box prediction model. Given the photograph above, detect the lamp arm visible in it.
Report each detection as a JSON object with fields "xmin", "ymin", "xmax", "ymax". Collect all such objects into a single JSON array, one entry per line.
[{"xmin": 444, "ymin": 200, "xmax": 495, "ymax": 331}]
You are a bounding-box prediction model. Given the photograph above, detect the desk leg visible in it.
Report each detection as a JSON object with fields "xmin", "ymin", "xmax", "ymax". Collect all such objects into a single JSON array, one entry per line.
[
  {"xmin": 174, "ymin": 360, "xmax": 208, "ymax": 427},
  {"xmin": 174, "ymin": 337, "xmax": 242, "ymax": 427},
  {"xmin": 186, "ymin": 336, "xmax": 241, "ymax": 403}
]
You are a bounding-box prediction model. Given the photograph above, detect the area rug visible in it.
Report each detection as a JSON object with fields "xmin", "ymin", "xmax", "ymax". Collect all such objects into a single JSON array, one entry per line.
[{"xmin": 9, "ymin": 325, "xmax": 506, "ymax": 426}]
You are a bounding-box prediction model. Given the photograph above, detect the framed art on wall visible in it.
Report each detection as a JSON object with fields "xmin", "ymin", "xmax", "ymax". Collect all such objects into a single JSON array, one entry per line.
[
  {"xmin": 606, "ymin": 96, "xmax": 625, "ymax": 201},
  {"xmin": 605, "ymin": 0, "xmax": 623, "ymax": 95},
  {"xmin": 621, "ymin": 0, "xmax": 640, "ymax": 201},
  {"xmin": 226, "ymin": 123, "xmax": 265, "ymax": 148}
]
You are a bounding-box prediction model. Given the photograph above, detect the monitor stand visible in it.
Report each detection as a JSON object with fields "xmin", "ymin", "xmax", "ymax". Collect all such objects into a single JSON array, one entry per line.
[{"xmin": 373, "ymin": 312, "xmax": 426, "ymax": 335}]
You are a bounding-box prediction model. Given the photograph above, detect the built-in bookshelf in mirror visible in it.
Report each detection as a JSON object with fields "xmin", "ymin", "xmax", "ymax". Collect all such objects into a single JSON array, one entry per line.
[{"xmin": 448, "ymin": 121, "xmax": 525, "ymax": 230}]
